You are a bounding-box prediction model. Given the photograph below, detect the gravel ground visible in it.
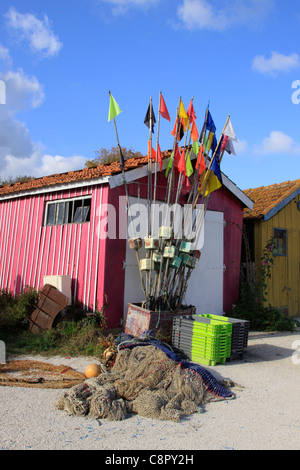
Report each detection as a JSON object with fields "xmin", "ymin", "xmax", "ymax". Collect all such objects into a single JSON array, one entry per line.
[{"xmin": 1, "ymin": 326, "xmax": 300, "ymax": 451}]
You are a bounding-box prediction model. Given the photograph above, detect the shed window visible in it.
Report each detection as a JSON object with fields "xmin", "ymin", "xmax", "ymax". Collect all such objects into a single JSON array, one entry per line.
[
  {"xmin": 273, "ymin": 228, "xmax": 287, "ymax": 256},
  {"xmin": 45, "ymin": 197, "xmax": 91, "ymax": 226}
]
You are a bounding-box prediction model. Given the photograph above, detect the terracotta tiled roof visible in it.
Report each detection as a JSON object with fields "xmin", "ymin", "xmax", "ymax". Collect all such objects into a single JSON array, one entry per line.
[
  {"xmin": 243, "ymin": 179, "xmax": 300, "ymax": 220},
  {"xmin": 0, "ymin": 150, "xmax": 173, "ymax": 197}
]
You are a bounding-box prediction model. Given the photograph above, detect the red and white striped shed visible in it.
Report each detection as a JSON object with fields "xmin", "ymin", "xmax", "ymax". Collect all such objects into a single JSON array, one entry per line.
[{"xmin": 0, "ymin": 153, "xmax": 253, "ymax": 328}]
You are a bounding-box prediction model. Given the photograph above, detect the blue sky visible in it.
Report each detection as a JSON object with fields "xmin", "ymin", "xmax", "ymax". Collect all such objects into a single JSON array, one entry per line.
[{"xmin": 0, "ymin": 0, "xmax": 299, "ymax": 190}]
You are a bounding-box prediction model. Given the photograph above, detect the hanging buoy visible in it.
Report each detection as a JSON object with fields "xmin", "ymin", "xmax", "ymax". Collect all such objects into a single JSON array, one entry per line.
[
  {"xmin": 179, "ymin": 241, "xmax": 193, "ymax": 253},
  {"xmin": 144, "ymin": 237, "xmax": 159, "ymax": 250},
  {"xmin": 153, "ymin": 251, "xmax": 163, "ymax": 263},
  {"xmin": 140, "ymin": 258, "xmax": 155, "ymax": 271},
  {"xmin": 170, "ymin": 255, "xmax": 182, "ymax": 269},
  {"xmin": 159, "ymin": 226, "xmax": 172, "ymax": 239},
  {"xmin": 128, "ymin": 238, "xmax": 143, "ymax": 250},
  {"xmin": 163, "ymin": 246, "xmax": 176, "ymax": 258},
  {"xmin": 181, "ymin": 253, "xmax": 197, "ymax": 269}
]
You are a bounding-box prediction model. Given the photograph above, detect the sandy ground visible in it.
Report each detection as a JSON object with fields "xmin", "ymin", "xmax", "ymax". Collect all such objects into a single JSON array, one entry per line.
[{"xmin": 1, "ymin": 326, "xmax": 300, "ymax": 451}]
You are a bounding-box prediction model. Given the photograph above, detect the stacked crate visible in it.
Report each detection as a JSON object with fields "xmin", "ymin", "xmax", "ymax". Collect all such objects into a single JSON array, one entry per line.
[
  {"xmin": 198, "ymin": 315, "xmax": 250, "ymax": 360},
  {"xmin": 172, "ymin": 315, "xmax": 232, "ymax": 366}
]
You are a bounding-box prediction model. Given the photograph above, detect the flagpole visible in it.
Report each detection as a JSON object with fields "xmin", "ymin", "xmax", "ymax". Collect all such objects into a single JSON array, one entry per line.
[
  {"xmin": 149, "ymin": 92, "xmax": 161, "ymax": 304},
  {"xmin": 173, "ymin": 110, "xmax": 227, "ymax": 308},
  {"xmin": 108, "ymin": 91, "xmax": 146, "ymax": 298},
  {"xmin": 165, "ymin": 98, "xmax": 195, "ymax": 304},
  {"xmin": 160, "ymin": 97, "xmax": 192, "ymax": 306},
  {"xmin": 155, "ymin": 100, "xmax": 181, "ymax": 306},
  {"xmin": 152, "ymin": 91, "xmax": 161, "ymax": 234},
  {"xmin": 193, "ymin": 114, "xmax": 231, "ymax": 210}
]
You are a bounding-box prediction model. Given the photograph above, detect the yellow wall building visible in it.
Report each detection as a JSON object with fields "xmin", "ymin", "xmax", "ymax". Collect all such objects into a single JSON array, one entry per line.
[{"xmin": 243, "ymin": 179, "xmax": 300, "ymax": 317}]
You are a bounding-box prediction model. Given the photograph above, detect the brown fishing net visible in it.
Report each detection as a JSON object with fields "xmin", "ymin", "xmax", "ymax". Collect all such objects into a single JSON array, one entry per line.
[
  {"xmin": 57, "ymin": 345, "xmax": 218, "ymax": 422},
  {"xmin": 0, "ymin": 360, "xmax": 85, "ymax": 389}
]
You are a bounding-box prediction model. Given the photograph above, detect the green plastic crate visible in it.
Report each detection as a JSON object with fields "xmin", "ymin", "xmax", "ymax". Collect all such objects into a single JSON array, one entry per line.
[
  {"xmin": 172, "ymin": 315, "xmax": 233, "ymax": 366},
  {"xmin": 197, "ymin": 314, "xmax": 250, "ymax": 359},
  {"xmin": 190, "ymin": 353, "xmax": 227, "ymax": 366}
]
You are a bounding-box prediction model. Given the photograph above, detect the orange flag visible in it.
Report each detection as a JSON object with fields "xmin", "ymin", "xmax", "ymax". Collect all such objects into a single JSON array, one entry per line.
[
  {"xmin": 148, "ymin": 140, "xmax": 156, "ymax": 162},
  {"xmin": 195, "ymin": 145, "xmax": 206, "ymax": 176},
  {"xmin": 191, "ymin": 121, "xmax": 199, "ymax": 142},
  {"xmin": 157, "ymin": 143, "xmax": 163, "ymax": 171}
]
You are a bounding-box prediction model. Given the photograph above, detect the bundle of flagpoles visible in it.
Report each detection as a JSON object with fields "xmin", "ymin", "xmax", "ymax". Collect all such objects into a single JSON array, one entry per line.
[{"xmin": 108, "ymin": 91, "xmax": 237, "ymax": 312}]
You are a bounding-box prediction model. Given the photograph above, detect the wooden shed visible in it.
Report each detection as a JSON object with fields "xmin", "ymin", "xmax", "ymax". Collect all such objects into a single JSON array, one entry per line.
[
  {"xmin": 243, "ymin": 179, "xmax": 300, "ymax": 317},
  {"xmin": 0, "ymin": 151, "xmax": 253, "ymax": 328}
]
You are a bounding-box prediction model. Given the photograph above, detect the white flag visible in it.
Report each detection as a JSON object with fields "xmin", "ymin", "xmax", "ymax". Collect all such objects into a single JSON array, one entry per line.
[
  {"xmin": 225, "ymin": 138, "xmax": 236, "ymax": 156},
  {"xmin": 224, "ymin": 118, "xmax": 237, "ymax": 142}
]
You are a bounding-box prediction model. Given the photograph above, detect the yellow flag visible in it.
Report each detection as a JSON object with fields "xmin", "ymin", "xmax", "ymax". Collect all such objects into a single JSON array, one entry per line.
[
  {"xmin": 198, "ymin": 169, "xmax": 222, "ymax": 197},
  {"xmin": 179, "ymin": 100, "xmax": 189, "ymax": 129},
  {"xmin": 205, "ymin": 131, "xmax": 214, "ymax": 154}
]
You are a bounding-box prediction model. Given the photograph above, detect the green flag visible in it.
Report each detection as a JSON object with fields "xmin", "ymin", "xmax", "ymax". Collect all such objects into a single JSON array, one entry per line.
[
  {"xmin": 165, "ymin": 151, "xmax": 174, "ymax": 177},
  {"xmin": 192, "ymin": 140, "xmax": 199, "ymax": 156},
  {"xmin": 108, "ymin": 94, "xmax": 122, "ymax": 121},
  {"xmin": 186, "ymin": 151, "xmax": 194, "ymax": 177}
]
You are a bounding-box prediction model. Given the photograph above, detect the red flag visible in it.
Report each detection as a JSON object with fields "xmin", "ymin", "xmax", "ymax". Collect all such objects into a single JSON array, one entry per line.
[
  {"xmin": 221, "ymin": 135, "xmax": 229, "ymax": 152},
  {"xmin": 173, "ymin": 143, "xmax": 181, "ymax": 169},
  {"xmin": 147, "ymin": 140, "xmax": 156, "ymax": 162},
  {"xmin": 195, "ymin": 145, "xmax": 206, "ymax": 176},
  {"xmin": 182, "ymin": 174, "xmax": 191, "ymax": 194},
  {"xmin": 157, "ymin": 143, "xmax": 163, "ymax": 171},
  {"xmin": 178, "ymin": 148, "xmax": 187, "ymax": 175},
  {"xmin": 159, "ymin": 93, "xmax": 171, "ymax": 121},
  {"xmin": 187, "ymin": 99, "xmax": 196, "ymax": 124},
  {"xmin": 191, "ymin": 121, "xmax": 199, "ymax": 142}
]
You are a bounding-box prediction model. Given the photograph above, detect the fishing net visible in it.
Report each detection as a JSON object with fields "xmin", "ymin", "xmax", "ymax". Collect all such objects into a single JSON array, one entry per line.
[
  {"xmin": 57, "ymin": 340, "xmax": 234, "ymax": 422},
  {"xmin": 0, "ymin": 360, "xmax": 85, "ymax": 389}
]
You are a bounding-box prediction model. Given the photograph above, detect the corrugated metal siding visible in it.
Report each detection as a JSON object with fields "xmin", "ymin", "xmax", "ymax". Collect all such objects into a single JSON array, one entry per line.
[{"xmin": 0, "ymin": 184, "xmax": 108, "ymax": 313}]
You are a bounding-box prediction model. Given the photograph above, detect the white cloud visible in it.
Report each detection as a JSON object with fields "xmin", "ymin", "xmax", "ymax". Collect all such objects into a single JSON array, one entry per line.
[
  {"xmin": 234, "ymin": 139, "xmax": 247, "ymax": 154},
  {"xmin": 0, "ymin": 44, "xmax": 12, "ymax": 66},
  {"xmin": 2, "ymin": 152, "xmax": 86, "ymax": 180},
  {"xmin": 177, "ymin": 0, "xmax": 227, "ymax": 30},
  {"xmin": 38, "ymin": 154, "xmax": 87, "ymax": 177},
  {"xmin": 177, "ymin": 0, "xmax": 273, "ymax": 31},
  {"xmin": 100, "ymin": 0, "xmax": 160, "ymax": 14},
  {"xmin": 254, "ymin": 131, "xmax": 300, "ymax": 155},
  {"xmin": 252, "ymin": 51, "xmax": 300, "ymax": 75},
  {"xmin": 0, "ymin": 69, "xmax": 85, "ymax": 181},
  {"xmin": 6, "ymin": 7, "xmax": 62, "ymax": 57},
  {"xmin": 0, "ymin": 110, "xmax": 86, "ymax": 179},
  {"xmin": 0, "ymin": 69, "xmax": 45, "ymax": 111},
  {"xmin": 0, "ymin": 108, "xmax": 38, "ymax": 162}
]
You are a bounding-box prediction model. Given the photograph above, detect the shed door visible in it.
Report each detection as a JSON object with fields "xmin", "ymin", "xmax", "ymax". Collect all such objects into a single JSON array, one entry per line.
[
  {"xmin": 123, "ymin": 198, "xmax": 224, "ymax": 318},
  {"xmin": 185, "ymin": 210, "xmax": 224, "ymax": 315}
]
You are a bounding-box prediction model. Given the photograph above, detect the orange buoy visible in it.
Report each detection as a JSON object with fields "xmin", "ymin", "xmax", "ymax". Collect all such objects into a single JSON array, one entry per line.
[{"xmin": 84, "ymin": 363, "xmax": 102, "ymax": 378}]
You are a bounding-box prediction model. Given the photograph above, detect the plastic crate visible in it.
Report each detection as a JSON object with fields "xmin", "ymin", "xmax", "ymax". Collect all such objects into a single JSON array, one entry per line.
[
  {"xmin": 173, "ymin": 315, "xmax": 232, "ymax": 337},
  {"xmin": 190, "ymin": 353, "xmax": 227, "ymax": 366},
  {"xmin": 172, "ymin": 315, "xmax": 232, "ymax": 366},
  {"xmin": 197, "ymin": 314, "xmax": 250, "ymax": 360}
]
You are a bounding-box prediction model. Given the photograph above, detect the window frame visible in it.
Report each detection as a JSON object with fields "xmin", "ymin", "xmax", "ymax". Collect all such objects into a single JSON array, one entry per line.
[
  {"xmin": 273, "ymin": 228, "xmax": 287, "ymax": 257},
  {"xmin": 44, "ymin": 196, "xmax": 92, "ymax": 226}
]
